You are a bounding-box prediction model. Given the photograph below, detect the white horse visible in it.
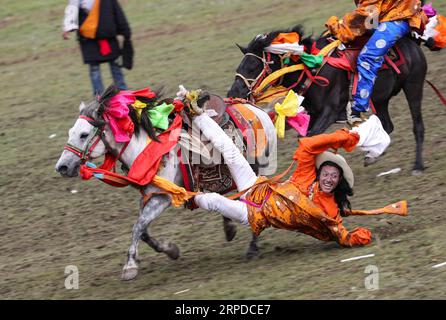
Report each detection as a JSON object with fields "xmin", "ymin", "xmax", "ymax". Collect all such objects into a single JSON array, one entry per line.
[{"xmin": 55, "ymin": 88, "xmax": 277, "ymax": 281}]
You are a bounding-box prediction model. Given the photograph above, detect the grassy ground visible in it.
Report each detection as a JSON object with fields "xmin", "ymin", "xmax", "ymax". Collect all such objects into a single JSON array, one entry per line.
[{"xmin": 1, "ymin": 0, "xmax": 446, "ymax": 299}]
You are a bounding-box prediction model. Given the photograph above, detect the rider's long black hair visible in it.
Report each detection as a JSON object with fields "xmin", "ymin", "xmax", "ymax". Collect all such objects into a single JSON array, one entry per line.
[{"xmin": 316, "ymin": 161, "xmax": 353, "ymax": 216}]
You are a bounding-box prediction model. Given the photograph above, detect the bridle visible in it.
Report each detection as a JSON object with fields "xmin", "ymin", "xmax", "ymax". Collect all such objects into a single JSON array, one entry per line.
[
  {"xmin": 64, "ymin": 115, "xmax": 106, "ymax": 162},
  {"xmin": 235, "ymin": 49, "xmax": 331, "ymax": 103},
  {"xmin": 64, "ymin": 114, "xmax": 131, "ymax": 165},
  {"xmin": 235, "ymin": 52, "xmax": 275, "ymax": 99}
]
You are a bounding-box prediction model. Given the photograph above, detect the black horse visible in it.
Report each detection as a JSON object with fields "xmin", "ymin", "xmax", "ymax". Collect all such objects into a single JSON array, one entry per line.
[{"xmin": 228, "ymin": 25, "xmax": 427, "ymax": 173}]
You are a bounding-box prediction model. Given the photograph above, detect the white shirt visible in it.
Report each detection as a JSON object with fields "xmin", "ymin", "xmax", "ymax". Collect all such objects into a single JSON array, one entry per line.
[{"xmin": 62, "ymin": 0, "xmax": 96, "ymax": 32}]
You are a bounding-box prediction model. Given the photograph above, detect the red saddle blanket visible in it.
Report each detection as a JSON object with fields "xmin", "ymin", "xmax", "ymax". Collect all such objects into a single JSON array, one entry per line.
[{"xmin": 319, "ymin": 36, "xmax": 406, "ymax": 74}]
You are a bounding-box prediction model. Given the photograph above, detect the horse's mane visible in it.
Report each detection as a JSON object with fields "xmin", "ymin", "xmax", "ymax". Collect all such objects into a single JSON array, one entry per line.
[
  {"xmin": 243, "ymin": 24, "xmax": 335, "ymax": 54},
  {"xmin": 244, "ymin": 24, "xmax": 314, "ymax": 54},
  {"xmin": 80, "ymin": 85, "xmax": 162, "ymax": 142}
]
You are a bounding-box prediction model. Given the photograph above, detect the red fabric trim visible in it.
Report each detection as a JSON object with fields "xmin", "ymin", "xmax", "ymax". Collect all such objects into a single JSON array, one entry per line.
[
  {"xmin": 225, "ymin": 106, "xmax": 246, "ymax": 138},
  {"xmin": 384, "ymin": 55, "xmax": 401, "ymax": 74},
  {"xmin": 79, "ymin": 115, "xmax": 95, "ymax": 122},
  {"xmin": 311, "ymin": 42, "xmax": 321, "ymax": 55},
  {"xmin": 352, "ymin": 73, "xmax": 359, "ymax": 96},
  {"xmin": 127, "ymin": 114, "xmax": 182, "ymax": 185},
  {"xmin": 369, "ymin": 100, "xmax": 376, "ymax": 114},
  {"xmin": 64, "ymin": 145, "xmax": 83, "ymax": 158},
  {"xmin": 381, "ymin": 45, "xmax": 406, "ymax": 71},
  {"xmin": 325, "ymin": 56, "xmax": 354, "ymax": 72},
  {"xmin": 177, "ymin": 148, "xmax": 191, "ymax": 192},
  {"xmin": 80, "ymin": 114, "xmax": 182, "ymax": 187},
  {"xmin": 98, "ymin": 39, "xmax": 111, "ymax": 56}
]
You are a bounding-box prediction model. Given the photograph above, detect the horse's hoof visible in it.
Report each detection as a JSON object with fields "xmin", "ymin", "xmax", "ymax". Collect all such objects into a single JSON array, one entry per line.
[
  {"xmin": 245, "ymin": 246, "xmax": 259, "ymax": 260},
  {"xmin": 121, "ymin": 267, "xmax": 138, "ymax": 281},
  {"xmin": 223, "ymin": 220, "xmax": 237, "ymax": 242},
  {"xmin": 364, "ymin": 156, "xmax": 378, "ymax": 167},
  {"xmin": 412, "ymin": 169, "xmax": 423, "ymax": 176},
  {"xmin": 166, "ymin": 242, "xmax": 180, "ymax": 260}
]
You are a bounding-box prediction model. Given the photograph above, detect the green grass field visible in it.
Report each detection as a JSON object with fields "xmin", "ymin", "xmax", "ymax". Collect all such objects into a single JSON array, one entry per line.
[{"xmin": 1, "ymin": 0, "xmax": 446, "ymax": 299}]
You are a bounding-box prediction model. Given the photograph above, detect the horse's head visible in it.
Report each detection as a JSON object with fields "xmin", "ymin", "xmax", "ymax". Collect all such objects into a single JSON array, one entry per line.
[
  {"xmin": 227, "ymin": 33, "xmax": 279, "ymax": 100},
  {"xmin": 55, "ymin": 87, "xmax": 120, "ymax": 177},
  {"xmin": 227, "ymin": 25, "xmax": 308, "ymax": 100}
]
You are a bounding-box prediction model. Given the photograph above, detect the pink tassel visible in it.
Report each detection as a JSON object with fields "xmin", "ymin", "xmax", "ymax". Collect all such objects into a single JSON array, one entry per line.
[{"xmin": 286, "ymin": 112, "xmax": 310, "ymax": 137}]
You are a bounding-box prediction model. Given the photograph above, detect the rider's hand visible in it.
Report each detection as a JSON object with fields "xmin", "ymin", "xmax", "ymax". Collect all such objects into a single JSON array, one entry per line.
[
  {"xmin": 348, "ymin": 227, "xmax": 372, "ymax": 246},
  {"xmin": 62, "ymin": 31, "xmax": 70, "ymax": 40}
]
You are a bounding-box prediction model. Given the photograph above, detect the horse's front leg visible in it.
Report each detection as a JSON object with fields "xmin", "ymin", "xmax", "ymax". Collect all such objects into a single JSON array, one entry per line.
[{"xmin": 121, "ymin": 194, "xmax": 172, "ymax": 281}]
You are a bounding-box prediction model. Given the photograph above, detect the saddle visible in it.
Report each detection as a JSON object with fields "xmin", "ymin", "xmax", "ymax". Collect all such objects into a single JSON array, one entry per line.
[
  {"xmin": 326, "ymin": 35, "xmax": 406, "ymax": 74},
  {"xmin": 179, "ymin": 96, "xmax": 270, "ymax": 208},
  {"xmin": 196, "ymin": 93, "xmax": 230, "ymax": 126}
]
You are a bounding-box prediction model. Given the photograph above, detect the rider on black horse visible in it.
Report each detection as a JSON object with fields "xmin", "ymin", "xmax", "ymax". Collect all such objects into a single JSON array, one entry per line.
[{"xmin": 325, "ymin": 0, "xmax": 428, "ymax": 124}]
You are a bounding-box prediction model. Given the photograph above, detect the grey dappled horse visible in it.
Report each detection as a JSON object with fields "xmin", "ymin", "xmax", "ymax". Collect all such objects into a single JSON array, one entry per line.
[{"xmin": 55, "ymin": 88, "xmax": 277, "ymax": 280}]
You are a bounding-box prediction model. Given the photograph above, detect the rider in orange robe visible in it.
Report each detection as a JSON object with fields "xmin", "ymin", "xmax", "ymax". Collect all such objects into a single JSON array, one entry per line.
[{"xmin": 191, "ymin": 107, "xmax": 406, "ymax": 247}]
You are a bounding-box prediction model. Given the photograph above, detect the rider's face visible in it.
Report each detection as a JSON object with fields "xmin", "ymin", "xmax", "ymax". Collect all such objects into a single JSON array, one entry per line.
[{"xmin": 319, "ymin": 165, "xmax": 341, "ymax": 194}]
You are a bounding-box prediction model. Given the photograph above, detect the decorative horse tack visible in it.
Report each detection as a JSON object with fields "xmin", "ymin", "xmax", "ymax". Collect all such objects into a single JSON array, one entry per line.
[{"xmin": 64, "ymin": 115, "xmax": 105, "ymax": 161}]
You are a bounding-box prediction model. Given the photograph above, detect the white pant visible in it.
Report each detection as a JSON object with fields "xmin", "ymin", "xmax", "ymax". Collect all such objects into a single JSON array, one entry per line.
[
  {"xmin": 192, "ymin": 113, "xmax": 254, "ymax": 225},
  {"xmin": 194, "ymin": 193, "xmax": 250, "ymax": 225},
  {"xmin": 351, "ymin": 115, "xmax": 391, "ymax": 158}
]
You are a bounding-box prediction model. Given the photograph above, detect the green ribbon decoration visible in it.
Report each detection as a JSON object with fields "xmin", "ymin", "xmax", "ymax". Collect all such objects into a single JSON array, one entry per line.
[
  {"xmin": 300, "ymin": 52, "xmax": 324, "ymax": 68},
  {"xmin": 146, "ymin": 103, "xmax": 175, "ymax": 130}
]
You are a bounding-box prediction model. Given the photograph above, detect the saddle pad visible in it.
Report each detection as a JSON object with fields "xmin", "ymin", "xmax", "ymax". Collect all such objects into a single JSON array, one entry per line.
[
  {"xmin": 326, "ymin": 43, "xmax": 406, "ymax": 73},
  {"xmin": 226, "ymin": 103, "xmax": 268, "ymax": 160}
]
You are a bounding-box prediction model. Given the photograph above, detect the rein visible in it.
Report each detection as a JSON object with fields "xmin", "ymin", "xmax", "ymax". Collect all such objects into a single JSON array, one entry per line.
[
  {"xmin": 426, "ymin": 79, "xmax": 446, "ymax": 106},
  {"xmin": 239, "ymin": 40, "xmax": 341, "ymax": 103},
  {"xmin": 236, "ymin": 52, "xmax": 274, "ymax": 98},
  {"xmin": 64, "ymin": 115, "xmax": 105, "ymax": 162}
]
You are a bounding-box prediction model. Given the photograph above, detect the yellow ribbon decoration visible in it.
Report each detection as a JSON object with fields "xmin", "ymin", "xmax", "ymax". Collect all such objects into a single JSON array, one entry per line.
[
  {"xmin": 253, "ymin": 40, "xmax": 341, "ymax": 99},
  {"xmin": 274, "ymin": 90, "xmax": 300, "ymax": 139},
  {"xmin": 185, "ymin": 90, "xmax": 201, "ymax": 103},
  {"xmin": 317, "ymin": 39, "xmax": 341, "ymax": 57},
  {"xmin": 132, "ymin": 100, "xmax": 147, "ymax": 121},
  {"xmin": 255, "ymin": 85, "xmax": 289, "ymax": 105},
  {"xmin": 152, "ymin": 175, "xmax": 197, "ymax": 207},
  {"xmin": 254, "ymin": 64, "xmax": 304, "ymax": 97}
]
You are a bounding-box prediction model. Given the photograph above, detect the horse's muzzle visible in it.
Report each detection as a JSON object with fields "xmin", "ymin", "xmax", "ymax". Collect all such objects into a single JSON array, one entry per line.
[{"xmin": 55, "ymin": 163, "xmax": 80, "ymax": 177}]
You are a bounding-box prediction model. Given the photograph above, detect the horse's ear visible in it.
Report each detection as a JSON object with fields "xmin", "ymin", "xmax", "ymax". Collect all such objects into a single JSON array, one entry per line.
[
  {"xmin": 236, "ymin": 43, "xmax": 248, "ymax": 55},
  {"xmin": 290, "ymin": 24, "xmax": 305, "ymax": 39},
  {"xmin": 79, "ymin": 101, "xmax": 87, "ymax": 113}
]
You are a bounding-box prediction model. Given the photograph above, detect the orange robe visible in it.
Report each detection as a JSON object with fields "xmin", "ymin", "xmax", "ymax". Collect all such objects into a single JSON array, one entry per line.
[
  {"xmin": 245, "ymin": 129, "xmax": 372, "ymax": 247},
  {"xmin": 326, "ymin": 0, "xmax": 428, "ymax": 43}
]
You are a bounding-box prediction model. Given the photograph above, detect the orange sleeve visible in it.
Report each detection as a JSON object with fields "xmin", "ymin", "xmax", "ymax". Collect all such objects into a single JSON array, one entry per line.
[
  {"xmin": 325, "ymin": 0, "xmax": 382, "ymax": 43},
  {"xmin": 290, "ymin": 129, "xmax": 359, "ymax": 191},
  {"xmin": 330, "ymin": 224, "xmax": 372, "ymax": 247}
]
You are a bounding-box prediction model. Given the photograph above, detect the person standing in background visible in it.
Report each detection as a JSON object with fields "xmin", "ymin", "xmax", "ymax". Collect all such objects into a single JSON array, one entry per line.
[{"xmin": 62, "ymin": 0, "xmax": 133, "ymax": 96}]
